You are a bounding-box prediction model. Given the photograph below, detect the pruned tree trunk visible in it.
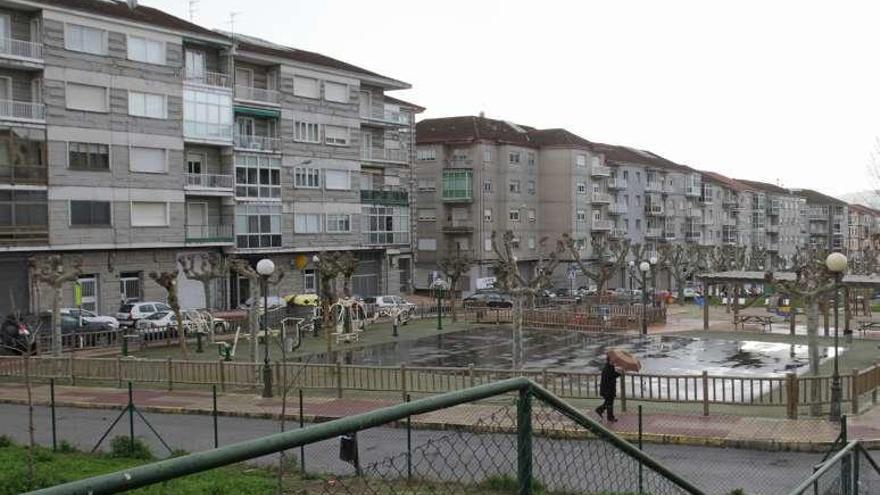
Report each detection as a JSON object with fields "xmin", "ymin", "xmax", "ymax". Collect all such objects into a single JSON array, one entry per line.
[
  {"xmin": 512, "ymin": 295, "xmax": 525, "ymax": 371},
  {"xmin": 51, "ymin": 285, "xmax": 61, "ymax": 356},
  {"xmin": 249, "ymin": 282, "xmax": 260, "ymax": 365},
  {"xmin": 806, "ymin": 298, "xmax": 821, "ymax": 416},
  {"xmin": 24, "ymin": 353, "xmax": 35, "ymax": 489}
]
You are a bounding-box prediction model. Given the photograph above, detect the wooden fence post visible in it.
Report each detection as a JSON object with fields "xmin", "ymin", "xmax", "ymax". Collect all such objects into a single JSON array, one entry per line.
[
  {"xmin": 468, "ymin": 363, "xmax": 475, "ymax": 388},
  {"xmin": 786, "ymin": 373, "xmax": 798, "ymax": 419},
  {"xmin": 68, "ymin": 354, "xmax": 75, "ymax": 386},
  {"xmin": 219, "ymin": 360, "xmax": 226, "ymax": 393},
  {"xmin": 702, "ymin": 371, "xmax": 710, "ymax": 416},
  {"xmin": 851, "ymin": 368, "xmax": 860, "ymax": 415},
  {"xmin": 873, "ymin": 362, "xmax": 879, "ymax": 405},
  {"xmin": 167, "ymin": 358, "xmax": 173, "ymax": 391},
  {"xmin": 116, "ymin": 357, "xmax": 122, "ymax": 388},
  {"xmin": 400, "ymin": 364, "xmax": 407, "ymax": 401},
  {"xmin": 619, "ymin": 369, "xmax": 627, "ymax": 413},
  {"xmin": 335, "ymin": 362, "xmax": 343, "ymax": 399}
]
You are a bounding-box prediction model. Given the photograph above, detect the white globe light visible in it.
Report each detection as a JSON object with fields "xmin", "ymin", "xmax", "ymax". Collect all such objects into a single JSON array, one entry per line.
[
  {"xmin": 649, "ymin": 256, "xmax": 658, "ymax": 265},
  {"xmin": 312, "ymin": 254, "xmax": 320, "ymax": 263},
  {"xmin": 825, "ymin": 252, "xmax": 847, "ymax": 273},
  {"xmin": 628, "ymin": 260, "xmax": 635, "ymax": 267},
  {"xmin": 639, "ymin": 261, "xmax": 651, "ymax": 272},
  {"xmin": 256, "ymin": 258, "xmax": 276, "ymax": 276}
]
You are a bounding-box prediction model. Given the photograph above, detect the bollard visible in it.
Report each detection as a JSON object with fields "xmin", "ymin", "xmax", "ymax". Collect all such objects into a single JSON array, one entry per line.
[
  {"xmin": 702, "ymin": 371, "xmax": 710, "ymax": 416},
  {"xmin": 196, "ymin": 331, "xmax": 204, "ymax": 353},
  {"xmin": 299, "ymin": 390, "xmax": 305, "ymax": 474},
  {"xmin": 128, "ymin": 382, "xmax": 135, "ymax": 454},
  {"xmin": 122, "ymin": 334, "xmax": 129, "ymax": 357},
  {"xmin": 638, "ymin": 405, "xmax": 643, "ymax": 494},
  {"xmin": 212, "ymin": 385, "xmax": 218, "ymax": 449},
  {"xmin": 50, "ymin": 378, "xmax": 57, "ymax": 452},
  {"xmin": 406, "ymin": 393, "xmax": 412, "ymax": 481}
]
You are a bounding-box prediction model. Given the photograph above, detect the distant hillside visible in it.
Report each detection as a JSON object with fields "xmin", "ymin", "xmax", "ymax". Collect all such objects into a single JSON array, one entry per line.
[{"xmin": 839, "ymin": 190, "xmax": 880, "ymax": 208}]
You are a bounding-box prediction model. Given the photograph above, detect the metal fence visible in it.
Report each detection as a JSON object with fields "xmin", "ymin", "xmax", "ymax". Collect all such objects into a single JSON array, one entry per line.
[{"xmin": 787, "ymin": 441, "xmax": 880, "ymax": 494}]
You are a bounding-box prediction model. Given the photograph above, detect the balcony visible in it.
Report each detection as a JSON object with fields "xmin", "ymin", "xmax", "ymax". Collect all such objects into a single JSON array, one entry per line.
[
  {"xmin": 361, "ymin": 107, "xmax": 410, "ymax": 127},
  {"xmin": 234, "ymin": 133, "xmax": 281, "ymax": 153},
  {"xmin": 362, "ymin": 147, "xmax": 408, "ymax": 164},
  {"xmin": 722, "ymin": 217, "xmax": 736, "ymax": 226},
  {"xmin": 807, "ymin": 207, "xmax": 829, "ymax": 220},
  {"xmin": 767, "ymin": 206, "xmax": 780, "ymax": 216},
  {"xmin": 185, "ymin": 224, "xmax": 234, "ymax": 245},
  {"xmin": 184, "ymin": 173, "xmax": 234, "ymax": 196},
  {"xmin": 607, "ymin": 178, "xmax": 627, "ymax": 189},
  {"xmin": 591, "ymin": 192, "xmax": 612, "ymax": 204},
  {"xmin": 234, "ymin": 85, "xmax": 280, "ymax": 105},
  {"xmin": 645, "ymin": 181, "xmax": 663, "ymax": 193},
  {"xmin": 0, "ymin": 100, "xmax": 44, "ymax": 122},
  {"xmin": 608, "ymin": 203, "xmax": 628, "ymax": 215},
  {"xmin": 685, "ymin": 186, "xmax": 700, "ymax": 197},
  {"xmin": 700, "ymin": 216, "xmax": 715, "ymax": 226},
  {"xmin": 184, "ymin": 121, "xmax": 233, "ymax": 143},
  {"xmin": 645, "ymin": 227, "xmax": 663, "ymax": 239},
  {"xmin": 723, "ymin": 237, "xmax": 737, "ymax": 246},
  {"xmin": 442, "ymin": 220, "xmax": 474, "ymax": 234},
  {"xmin": 722, "ymin": 196, "xmax": 738, "ymax": 208},
  {"xmin": 362, "ymin": 231, "xmax": 410, "ymax": 246},
  {"xmin": 0, "ymin": 164, "xmax": 46, "ymax": 185},
  {"xmin": 664, "ymin": 231, "xmax": 677, "ymax": 241},
  {"xmin": 646, "ymin": 205, "xmax": 664, "ymax": 216},
  {"xmin": 766, "ymin": 223, "xmax": 779, "ymax": 233},
  {"xmin": 686, "ymin": 208, "xmax": 702, "ymax": 218},
  {"xmin": 686, "ymin": 231, "xmax": 702, "ymax": 242},
  {"xmin": 766, "ymin": 242, "xmax": 780, "ymax": 252},
  {"xmin": 360, "ymin": 189, "xmax": 409, "ymax": 206},
  {"xmin": 0, "ymin": 225, "xmax": 47, "ymax": 246},
  {"xmin": 592, "ymin": 219, "xmax": 613, "ymax": 231},
  {"xmin": 590, "ymin": 164, "xmax": 612, "ymax": 177},
  {"xmin": 0, "ymin": 37, "xmax": 42, "ymax": 64},
  {"xmin": 185, "ymin": 71, "xmax": 232, "ymax": 89},
  {"xmin": 610, "ymin": 227, "xmax": 628, "ymax": 239}
]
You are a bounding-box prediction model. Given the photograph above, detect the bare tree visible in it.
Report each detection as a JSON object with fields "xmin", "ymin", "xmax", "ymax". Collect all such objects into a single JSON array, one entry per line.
[
  {"xmin": 179, "ymin": 252, "xmax": 228, "ymax": 343},
  {"xmin": 29, "ymin": 254, "xmax": 83, "ymax": 356},
  {"xmin": 336, "ymin": 252, "xmax": 359, "ymax": 298},
  {"xmin": 149, "ymin": 270, "xmax": 189, "ymax": 359},
  {"xmin": 2, "ymin": 316, "xmax": 39, "ymax": 489},
  {"xmin": 491, "ymin": 230, "xmax": 561, "ymax": 370},
  {"xmin": 560, "ymin": 233, "xmax": 629, "ymax": 303},
  {"xmin": 658, "ymin": 244, "xmax": 706, "ymax": 304},
  {"xmin": 438, "ymin": 245, "xmax": 473, "ymax": 322},
  {"xmin": 228, "ymin": 257, "xmax": 285, "ymax": 364},
  {"xmin": 314, "ymin": 253, "xmax": 343, "ymax": 363},
  {"xmin": 764, "ymin": 246, "xmax": 836, "ymax": 416}
]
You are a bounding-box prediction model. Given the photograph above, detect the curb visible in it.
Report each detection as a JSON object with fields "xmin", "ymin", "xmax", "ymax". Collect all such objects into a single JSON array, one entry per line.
[{"xmin": 0, "ymin": 396, "xmax": 866, "ymax": 453}]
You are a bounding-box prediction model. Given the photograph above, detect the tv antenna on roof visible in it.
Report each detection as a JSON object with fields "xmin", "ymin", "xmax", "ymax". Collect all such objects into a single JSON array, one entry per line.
[{"xmin": 188, "ymin": 0, "xmax": 199, "ymax": 21}]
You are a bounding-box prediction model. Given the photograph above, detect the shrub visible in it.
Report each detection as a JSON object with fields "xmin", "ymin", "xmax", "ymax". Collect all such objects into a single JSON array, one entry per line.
[
  {"xmin": 0, "ymin": 436, "xmax": 12, "ymax": 448},
  {"xmin": 109, "ymin": 436, "xmax": 153, "ymax": 460},
  {"xmin": 57, "ymin": 441, "xmax": 78, "ymax": 454}
]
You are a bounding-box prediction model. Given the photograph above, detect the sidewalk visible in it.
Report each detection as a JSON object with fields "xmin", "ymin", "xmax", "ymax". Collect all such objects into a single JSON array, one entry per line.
[{"xmin": 1, "ymin": 382, "xmax": 878, "ymax": 452}]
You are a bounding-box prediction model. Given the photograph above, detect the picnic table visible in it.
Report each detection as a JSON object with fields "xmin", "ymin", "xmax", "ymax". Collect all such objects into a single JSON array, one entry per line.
[{"xmin": 733, "ymin": 313, "xmax": 777, "ymax": 332}]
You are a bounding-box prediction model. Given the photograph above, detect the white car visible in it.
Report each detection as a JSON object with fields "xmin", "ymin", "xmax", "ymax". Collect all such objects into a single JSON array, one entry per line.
[
  {"xmin": 117, "ymin": 301, "xmax": 172, "ymax": 328},
  {"xmin": 682, "ymin": 287, "xmax": 698, "ymax": 299},
  {"xmin": 136, "ymin": 310, "xmax": 206, "ymax": 334},
  {"xmin": 371, "ymin": 295, "xmax": 416, "ymax": 317},
  {"xmin": 60, "ymin": 308, "xmax": 119, "ymax": 330}
]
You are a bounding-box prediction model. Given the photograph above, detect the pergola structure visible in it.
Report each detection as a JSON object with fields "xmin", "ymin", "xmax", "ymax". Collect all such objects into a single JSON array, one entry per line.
[{"xmin": 696, "ymin": 271, "xmax": 880, "ymax": 331}]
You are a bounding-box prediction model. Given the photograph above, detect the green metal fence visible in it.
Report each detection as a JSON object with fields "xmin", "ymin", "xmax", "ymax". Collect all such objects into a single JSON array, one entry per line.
[
  {"xmin": 787, "ymin": 441, "xmax": 880, "ymax": 494},
  {"xmin": 26, "ymin": 377, "xmax": 705, "ymax": 495}
]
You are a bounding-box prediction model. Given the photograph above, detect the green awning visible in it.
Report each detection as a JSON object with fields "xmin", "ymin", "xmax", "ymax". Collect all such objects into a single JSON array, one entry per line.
[{"xmin": 234, "ymin": 106, "xmax": 281, "ymax": 118}]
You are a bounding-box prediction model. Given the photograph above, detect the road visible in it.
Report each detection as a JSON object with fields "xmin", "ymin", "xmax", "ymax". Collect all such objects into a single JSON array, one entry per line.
[{"xmin": 0, "ymin": 403, "xmax": 845, "ymax": 494}]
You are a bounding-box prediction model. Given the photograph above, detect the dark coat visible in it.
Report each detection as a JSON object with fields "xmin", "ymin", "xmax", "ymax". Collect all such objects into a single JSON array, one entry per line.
[{"xmin": 599, "ymin": 362, "xmax": 620, "ymax": 398}]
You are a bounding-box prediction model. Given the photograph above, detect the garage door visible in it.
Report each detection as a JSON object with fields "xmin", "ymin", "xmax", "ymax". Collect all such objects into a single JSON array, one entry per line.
[
  {"xmin": 352, "ymin": 258, "xmax": 379, "ymax": 298},
  {"xmin": 0, "ymin": 255, "xmax": 29, "ymax": 316}
]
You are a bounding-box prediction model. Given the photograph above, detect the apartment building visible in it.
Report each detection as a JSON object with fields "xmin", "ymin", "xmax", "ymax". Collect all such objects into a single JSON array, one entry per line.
[
  {"xmin": 734, "ymin": 179, "xmax": 806, "ymax": 267},
  {"xmin": 847, "ymin": 204, "xmax": 880, "ymax": 252},
  {"xmin": 0, "ymin": 0, "xmax": 419, "ymax": 317},
  {"xmin": 790, "ymin": 189, "xmax": 848, "ymax": 252}
]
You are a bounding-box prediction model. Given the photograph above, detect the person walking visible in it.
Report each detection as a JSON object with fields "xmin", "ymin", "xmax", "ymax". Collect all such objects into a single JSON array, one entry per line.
[{"xmin": 595, "ymin": 357, "xmax": 620, "ymax": 422}]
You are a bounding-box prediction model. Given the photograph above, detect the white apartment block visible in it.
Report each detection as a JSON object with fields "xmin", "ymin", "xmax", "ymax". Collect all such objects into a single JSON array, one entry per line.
[{"xmin": 0, "ymin": 0, "xmax": 420, "ymax": 317}]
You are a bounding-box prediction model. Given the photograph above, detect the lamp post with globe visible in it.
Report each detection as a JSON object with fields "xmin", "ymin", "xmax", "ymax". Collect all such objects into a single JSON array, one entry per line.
[
  {"xmin": 826, "ymin": 251, "xmax": 847, "ymax": 422},
  {"xmin": 257, "ymin": 258, "xmax": 275, "ymax": 398}
]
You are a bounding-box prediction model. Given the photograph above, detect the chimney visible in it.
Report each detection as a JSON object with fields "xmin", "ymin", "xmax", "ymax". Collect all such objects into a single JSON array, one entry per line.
[
  {"xmin": 127, "ymin": 0, "xmax": 138, "ymax": 10},
  {"xmin": 478, "ymin": 111, "xmax": 485, "ymax": 119}
]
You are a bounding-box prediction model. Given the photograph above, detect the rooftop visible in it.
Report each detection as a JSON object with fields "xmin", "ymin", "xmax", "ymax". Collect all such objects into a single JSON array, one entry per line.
[
  {"xmin": 733, "ymin": 179, "xmax": 790, "ymax": 195},
  {"xmin": 699, "ymin": 170, "xmax": 748, "ymax": 192},
  {"xmin": 416, "ymin": 116, "xmax": 537, "ymax": 147}
]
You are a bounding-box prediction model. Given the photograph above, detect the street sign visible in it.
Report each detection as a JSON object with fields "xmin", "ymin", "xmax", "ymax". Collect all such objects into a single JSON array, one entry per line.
[{"xmin": 74, "ymin": 282, "xmax": 83, "ymax": 306}]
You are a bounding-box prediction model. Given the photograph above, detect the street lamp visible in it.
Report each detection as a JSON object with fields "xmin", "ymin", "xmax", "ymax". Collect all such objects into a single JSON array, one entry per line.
[
  {"xmin": 649, "ymin": 255, "xmax": 659, "ymax": 307},
  {"xmin": 639, "ymin": 261, "xmax": 651, "ymax": 335},
  {"xmin": 257, "ymin": 258, "xmax": 275, "ymax": 398},
  {"xmin": 826, "ymin": 251, "xmax": 847, "ymax": 422},
  {"xmin": 431, "ymin": 278, "xmax": 449, "ymax": 331}
]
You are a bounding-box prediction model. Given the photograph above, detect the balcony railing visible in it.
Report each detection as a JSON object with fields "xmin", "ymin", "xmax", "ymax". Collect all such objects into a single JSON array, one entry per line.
[
  {"xmin": 686, "ymin": 209, "xmax": 702, "ymax": 218},
  {"xmin": 767, "ymin": 242, "xmax": 780, "ymax": 251},
  {"xmin": 442, "ymin": 221, "xmax": 474, "ymax": 233},
  {"xmin": 0, "ymin": 37, "xmax": 42, "ymax": 60},
  {"xmin": 360, "ymin": 189, "xmax": 409, "ymax": 206},
  {"xmin": 362, "ymin": 231, "xmax": 410, "ymax": 246},
  {"xmin": 723, "ymin": 237, "xmax": 738, "ymax": 246},
  {"xmin": 234, "ymin": 85, "xmax": 280, "ymax": 104},
  {"xmin": 361, "ymin": 108, "xmax": 410, "ymax": 126},
  {"xmin": 664, "ymin": 231, "xmax": 677, "ymax": 241},
  {"xmin": 184, "ymin": 173, "xmax": 234, "ymax": 192},
  {"xmin": 645, "ymin": 227, "xmax": 663, "ymax": 239},
  {"xmin": 722, "ymin": 196, "xmax": 738, "ymax": 207},
  {"xmin": 685, "ymin": 186, "xmax": 700, "ymax": 197},
  {"xmin": 0, "ymin": 164, "xmax": 47, "ymax": 185},
  {"xmin": 0, "ymin": 225, "xmax": 48, "ymax": 246},
  {"xmin": 592, "ymin": 219, "xmax": 613, "ymax": 231},
  {"xmin": 766, "ymin": 223, "xmax": 779, "ymax": 233},
  {"xmin": 645, "ymin": 181, "xmax": 663, "ymax": 193},
  {"xmin": 607, "ymin": 178, "xmax": 627, "ymax": 189},
  {"xmin": 610, "ymin": 228, "xmax": 628, "ymax": 238},
  {"xmin": 185, "ymin": 71, "xmax": 232, "ymax": 89},
  {"xmin": 234, "ymin": 133, "xmax": 281, "ymax": 152},
  {"xmin": 185, "ymin": 224, "xmax": 234, "ymax": 244},
  {"xmin": 686, "ymin": 231, "xmax": 703, "ymax": 242},
  {"xmin": 0, "ymin": 100, "xmax": 44, "ymax": 121},
  {"xmin": 608, "ymin": 203, "xmax": 627, "ymax": 215},
  {"xmin": 591, "ymin": 192, "xmax": 612, "ymax": 204},
  {"xmin": 362, "ymin": 147, "xmax": 408, "ymax": 163},
  {"xmin": 590, "ymin": 164, "xmax": 612, "ymax": 177},
  {"xmin": 184, "ymin": 121, "xmax": 233, "ymax": 142},
  {"xmin": 646, "ymin": 205, "xmax": 664, "ymax": 216},
  {"xmin": 807, "ymin": 207, "xmax": 829, "ymax": 220}
]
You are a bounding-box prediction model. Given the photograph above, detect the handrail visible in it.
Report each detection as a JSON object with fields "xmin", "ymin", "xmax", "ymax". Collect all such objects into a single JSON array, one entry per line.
[
  {"xmin": 26, "ymin": 377, "xmax": 704, "ymax": 495},
  {"xmin": 786, "ymin": 441, "xmax": 860, "ymax": 495}
]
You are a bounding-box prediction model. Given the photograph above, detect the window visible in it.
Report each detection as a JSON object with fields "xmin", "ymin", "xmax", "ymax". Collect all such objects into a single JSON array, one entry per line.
[
  {"xmin": 119, "ymin": 272, "xmax": 141, "ymax": 303},
  {"xmin": 324, "ymin": 81, "xmax": 348, "ymax": 102},
  {"xmin": 576, "ymin": 183, "xmax": 586, "ymax": 194},
  {"xmin": 484, "ymin": 150, "xmax": 492, "ymax": 162},
  {"xmin": 130, "ymin": 201, "xmax": 167, "ymax": 227},
  {"xmin": 509, "ymin": 180, "xmax": 521, "ymax": 193},
  {"xmin": 77, "ymin": 275, "xmax": 98, "ymax": 312},
  {"xmin": 325, "ymin": 126, "xmax": 349, "ymax": 146},
  {"xmin": 636, "ymin": 171, "xmax": 641, "ymax": 182},
  {"xmin": 183, "ymin": 89, "xmax": 233, "ymax": 141},
  {"xmin": 128, "ymin": 91, "xmax": 166, "ymax": 119},
  {"xmin": 325, "ymin": 170, "xmax": 350, "ymax": 190},
  {"xmin": 576, "ymin": 210, "xmax": 586, "ymax": 221},
  {"xmin": 528, "ymin": 237, "xmax": 536, "ymax": 250},
  {"xmin": 636, "ymin": 219, "xmax": 642, "ymax": 230},
  {"xmin": 70, "ymin": 200, "xmax": 111, "ymax": 226},
  {"xmin": 576, "ymin": 155, "xmax": 586, "ymax": 168},
  {"xmin": 294, "ymin": 167, "xmax": 320, "ymax": 188},
  {"xmin": 484, "ymin": 238, "xmax": 492, "ymax": 252},
  {"xmin": 509, "ymin": 152, "xmax": 521, "ymax": 164},
  {"xmin": 69, "ymin": 142, "xmax": 109, "ymax": 170},
  {"xmin": 483, "ymin": 177, "xmax": 492, "ymax": 192},
  {"xmin": 294, "ymin": 213, "xmax": 321, "ymax": 233},
  {"xmin": 417, "ymin": 148, "xmax": 436, "ymax": 161},
  {"xmin": 293, "ymin": 76, "xmax": 319, "ymax": 98},
  {"xmin": 484, "ymin": 208, "xmax": 492, "ymax": 222},
  {"xmin": 235, "ymin": 154, "xmax": 281, "ymax": 199},
  {"xmin": 303, "ymin": 270, "xmax": 316, "ymax": 293},
  {"xmin": 511, "ymin": 238, "xmax": 520, "ymax": 249},
  {"xmin": 293, "ymin": 121, "xmax": 320, "ymax": 143},
  {"xmin": 66, "ymin": 83, "xmax": 107, "ymax": 112},
  {"xmin": 527, "ymin": 180, "xmax": 536, "ymax": 194},
  {"xmin": 129, "ymin": 147, "xmax": 166, "ymax": 173},
  {"xmin": 623, "ymin": 171, "xmax": 629, "ymax": 181},
  {"xmin": 0, "ymin": 190, "xmax": 47, "ymax": 230},
  {"xmin": 528, "ymin": 208, "xmax": 536, "ymax": 222},
  {"xmin": 362, "ymin": 204, "xmax": 410, "ymax": 245},
  {"xmin": 235, "ymin": 203, "xmax": 281, "ymax": 248},
  {"xmin": 127, "ymin": 36, "xmax": 164, "ymax": 64},
  {"xmin": 441, "ymin": 170, "xmax": 473, "ymax": 201},
  {"xmin": 418, "ymin": 208, "xmax": 437, "ymax": 221},
  {"xmin": 509, "ymin": 210, "xmax": 520, "ymax": 222},
  {"xmin": 326, "ymin": 213, "xmax": 351, "ymax": 233},
  {"xmin": 418, "ymin": 238, "xmax": 437, "ymax": 251},
  {"xmin": 65, "ymin": 24, "xmax": 106, "ymax": 55},
  {"xmin": 417, "ymin": 179, "xmax": 436, "ymax": 192},
  {"xmin": 527, "ymin": 152, "xmax": 535, "ymax": 166}
]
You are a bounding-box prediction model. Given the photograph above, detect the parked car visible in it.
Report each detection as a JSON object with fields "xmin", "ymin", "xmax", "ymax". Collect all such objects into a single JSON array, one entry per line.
[
  {"xmin": 60, "ymin": 314, "xmax": 115, "ymax": 333},
  {"xmin": 60, "ymin": 308, "xmax": 119, "ymax": 330},
  {"xmin": 117, "ymin": 302, "xmax": 172, "ymax": 328},
  {"xmin": 463, "ymin": 292, "xmax": 514, "ymax": 308},
  {"xmin": 370, "ymin": 295, "xmax": 416, "ymax": 316},
  {"xmin": 682, "ymin": 287, "xmax": 698, "ymax": 299}
]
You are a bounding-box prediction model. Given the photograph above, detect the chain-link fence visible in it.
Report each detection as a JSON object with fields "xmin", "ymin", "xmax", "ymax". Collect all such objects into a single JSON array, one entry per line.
[{"xmin": 786, "ymin": 441, "xmax": 880, "ymax": 495}]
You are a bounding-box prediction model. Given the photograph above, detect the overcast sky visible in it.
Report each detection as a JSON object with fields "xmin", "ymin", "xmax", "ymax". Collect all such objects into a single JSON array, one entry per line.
[{"xmin": 144, "ymin": 0, "xmax": 880, "ymax": 197}]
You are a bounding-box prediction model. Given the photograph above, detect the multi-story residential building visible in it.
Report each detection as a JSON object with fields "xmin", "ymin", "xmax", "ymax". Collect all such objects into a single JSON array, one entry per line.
[
  {"xmin": 847, "ymin": 204, "xmax": 880, "ymax": 252},
  {"xmin": 790, "ymin": 189, "xmax": 848, "ymax": 252},
  {"xmin": 735, "ymin": 179, "xmax": 807, "ymax": 267},
  {"xmin": 0, "ymin": 0, "xmax": 419, "ymax": 317},
  {"xmin": 699, "ymin": 171, "xmax": 750, "ymax": 252}
]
